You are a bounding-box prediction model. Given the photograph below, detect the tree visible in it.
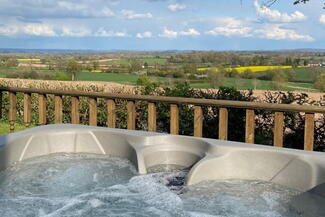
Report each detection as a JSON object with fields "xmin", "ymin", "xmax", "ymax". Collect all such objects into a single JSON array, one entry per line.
[
  {"xmin": 85, "ymin": 64, "xmax": 93, "ymax": 72},
  {"xmin": 182, "ymin": 63, "xmax": 197, "ymax": 75},
  {"xmin": 128, "ymin": 60, "xmax": 142, "ymax": 73},
  {"xmin": 207, "ymin": 69, "xmax": 225, "ymax": 88},
  {"xmin": 241, "ymin": 69, "xmax": 256, "ymax": 79},
  {"xmin": 4, "ymin": 59, "xmax": 18, "ymax": 68},
  {"xmin": 303, "ymin": 59, "xmax": 309, "ymax": 66},
  {"xmin": 271, "ymin": 69, "xmax": 289, "ymax": 89},
  {"xmin": 314, "ymin": 74, "xmax": 325, "ymax": 92},
  {"xmin": 263, "ymin": 0, "xmax": 324, "ymax": 8},
  {"xmin": 66, "ymin": 61, "xmax": 82, "ymax": 81},
  {"xmin": 92, "ymin": 61, "xmax": 99, "ymax": 70}
]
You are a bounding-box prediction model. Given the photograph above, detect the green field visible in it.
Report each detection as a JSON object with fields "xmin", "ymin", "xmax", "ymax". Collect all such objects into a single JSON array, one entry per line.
[
  {"xmin": 79, "ymin": 72, "xmax": 316, "ymax": 91},
  {"xmin": 79, "ymin": 72, "xmax": 141, "ymax": 84},
  {"xmin": 255, "ymin": 67, "xmax": 325, "ymax": 83},
  {"xmin": 0, "ymin": 66, "xmax": 322, "ymax": 92}
]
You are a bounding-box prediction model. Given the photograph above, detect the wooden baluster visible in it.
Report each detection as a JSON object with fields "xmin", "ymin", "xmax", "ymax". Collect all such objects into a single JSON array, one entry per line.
[
  {"xmin": 304, "ymin": 113, "xmax": 315, "ymax": 151},
  {"xmin": 194, "ymin": 106, "xmax": 203, "ymax": 137},
  {"xmin": 23, "ymin": 93, "xmax": 32, "ymax": 127},
  {"xmin": 89, "ymin": 97, "xmax": 97, "ymax": 126},
  {"xmin": 9, "ymin": 92, "xmax": 16, "ymax": 133},
  {"xmin": 54, "ymin": 95, "xmax": 63, "ymax": 124},
  {"xmin": 148, "ymin": 102, "xmax": 157, "ymax": 132},
  {"xmin": 245, "ymin": 109, "xmax": 255, "ymax": 144},
  {"xmin": 273, "ymin": 112, "xmax": 284, "ymax": 147},
  {"xmin": 218, "ymin": 107, "xmax": 228, "ymax": 140},
  {"xmin": 127, "ymin": 101, "xmax": 136, "ymax": 130},
  {"xmin": 107, "ymin": 99, "xmax": 116, "ymax": 128},
  {"xmin": 71, "ymin": 96, "xmax": 80, "ymax": 124},
  {"xmin": 38, "ymin": 94, "xmax": 47, "ymax": 125},
  {"xmin": 170, "ymin": 104, "xmax": 179, "ymax": 135},
  {"xmin": 0, "ymin": 91, "xmax": 3, "ymax": 120}
]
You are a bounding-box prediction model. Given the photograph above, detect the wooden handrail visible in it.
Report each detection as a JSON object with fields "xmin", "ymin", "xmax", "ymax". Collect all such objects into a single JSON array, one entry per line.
[
  {"xmin": 0, "ymin": 86, "xmax": 323, "ymax": 151},
  {"xmin": 0, "ymin": 87, "xmax": 324, "ymax": 113}
]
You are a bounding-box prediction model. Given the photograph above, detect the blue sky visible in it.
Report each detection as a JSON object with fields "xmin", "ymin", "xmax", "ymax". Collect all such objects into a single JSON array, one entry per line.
[{"xmin": 0, "ymin": 0, "xmax": 325, "ymax": 50}]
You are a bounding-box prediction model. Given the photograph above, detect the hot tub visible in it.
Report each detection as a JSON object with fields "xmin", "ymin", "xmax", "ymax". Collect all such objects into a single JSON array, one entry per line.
[{"xmin": 0, "ymin": 124, "xmax": 324, "ymax": 217}]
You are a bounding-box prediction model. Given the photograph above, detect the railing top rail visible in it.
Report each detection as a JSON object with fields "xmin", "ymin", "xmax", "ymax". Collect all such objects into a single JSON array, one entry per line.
[{"xmin": 0, "ymin": 87, "xmax": 324, "ymax": 114}]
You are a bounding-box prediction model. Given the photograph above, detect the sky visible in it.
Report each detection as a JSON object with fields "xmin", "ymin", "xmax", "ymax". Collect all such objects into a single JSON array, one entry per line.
[{"xmin": 0, "ymin": 0, "xmax": 325, "ymax": 51}]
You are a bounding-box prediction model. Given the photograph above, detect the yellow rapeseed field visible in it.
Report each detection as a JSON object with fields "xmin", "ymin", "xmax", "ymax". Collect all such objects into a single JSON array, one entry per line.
[
  {"xmin": 17, "ymin": 58, "xmax": 41, "ymax": 62},
  {"xmin": 197, "ymin": 65, "xmax": 296, "ymax": 73}
]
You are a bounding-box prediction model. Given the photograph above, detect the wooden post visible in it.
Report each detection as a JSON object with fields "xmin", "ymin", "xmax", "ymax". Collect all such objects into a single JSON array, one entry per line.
[
  {"xmin": 245, "ymin": 109, "xmax": 255, "ymax": 144},
  {"xmin": 0, "ymin": 91, "xmax": 2, "ymax": 120},
  {"xmin": 54, "ymin": 95, "xmax": 63, "ymax": 124},
  {"xmin": 9, "ymin": 92, "xmax": 16, "ymax": 133},
  {"xmin": 38, "ymin": 94, "xmax": 47, "ymax": 125},
  {"xmin": 218, "ymin": 108, "xmax": 228, "ymax": 140},
  {"xmin": 304, "ymin": 113, "xmax": 315, "ymax": 151},
  {"xmin": 107, "ymin": 99, "xmax": 116, "ymax": 128},
  {"xmin": 148, "ymin": 102, "xmax": 157, "ymax": 132},
  {"xmin": 23, "ymin": 93, "xmax": 32, "ymax": 127},
  {"xmin": 170, "ymin": 104, "xmax": 179, "ymax": 135},
  {"xmin": 71, "ymin": 96, "xmax": 80, "ymax": 124},
  {"xmin": 273, "ymin": 112, "xmax": 284, "ymax": 147},
  {"xmin": 127, "ymin": 101, "xmax": 136, "ymax": 130},
  {"xmin": 89, "ymin": 97, "xmax": 97, "ymax": 126},
  {"xmin": 194, "ymin": 106, "xmax": 203, "ymax": 137}
]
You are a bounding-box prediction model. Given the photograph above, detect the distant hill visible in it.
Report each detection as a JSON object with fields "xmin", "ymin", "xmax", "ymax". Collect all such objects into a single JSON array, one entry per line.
[
  {"xmin": 0, "ymin": 48, "xmax": 100, "ymax": 53},
  {"xmin": 1, "ymin": 48, "xmax": 325, "ymax": 53}
]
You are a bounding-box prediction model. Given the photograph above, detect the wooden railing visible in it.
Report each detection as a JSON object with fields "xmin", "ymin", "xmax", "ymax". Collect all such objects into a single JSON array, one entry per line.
[{"xmin": 0, "ymin": 87, "xmax": 324, "ymax": 151}]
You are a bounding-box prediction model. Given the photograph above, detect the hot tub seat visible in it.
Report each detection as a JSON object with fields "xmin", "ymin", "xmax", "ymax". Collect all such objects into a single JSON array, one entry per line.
[{"xmin": 0, "ymin": 124, "xmax": 324, "ymax": 198}]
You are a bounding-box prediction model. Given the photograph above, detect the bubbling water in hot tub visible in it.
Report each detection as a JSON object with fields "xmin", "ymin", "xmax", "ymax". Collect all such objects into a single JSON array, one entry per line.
[{"xmin": 0, "ymin": 153, "xmax": 303, "ymax": 217}]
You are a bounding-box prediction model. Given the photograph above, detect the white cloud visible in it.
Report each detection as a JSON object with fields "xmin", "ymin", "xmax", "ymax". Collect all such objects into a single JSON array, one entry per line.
[
  {"xmin": 206, "ymin": 17, "xmax": 252, "ymax": 37},
  {"xmin": 320, "ymin": 14, "xmax": 325, "ymax": 25},
  {"xmin": 57, "ymin": 1, "xmax": 87, "ymax": 11},
  {"xmin": 205, "ymin": 16, "xmax": 313, "ymax": 42},
  {"xmin": 168, "ymin": 4, "xmax": 186, "ymax": 12},
  {"xmin": 159, "ymin": 28, "xmax": 178, "ymax": 38},
  {"xmin": 254, "ymin": 1, "xmax": 306, "ymax": 23},
  {"xmin": 61, "ymin": 27, "xmax": 91, "ymax": 37},
  {"xmin": 97, "ymin": 7, "xmax": 115, "ymax": 17},
  {"xmin": 136, "ymin": 31, "xmax": 152, "ymax": 38},
  {"xmin": 0, "ymin": 26, "xmax": 19, "ymax": 36},
  {"xmin": 159, "ymin": 28, "xmax": 200, "ymax": 38},
  {"xmin": 95, "ymin": 28, "xmax": 127, "ymax": 37},
  {"xmin": 0, "ymin": 24, "xmax": 56, "ymax": 36},
  {"xmin": 179, "ymin": 28, "xmax": 200, "ymax": 36},
  {"xmin": 256, "ymin": 25, "xmax": 314, "ymax": 41},
  {"xmin": 23, "ymin": 24, "xmax": 56, "ymax": 36},
  {"xmin": 0, "ymin": 23, "xmax": 130, "ymax": 38},
  {"xmin": 121, "ymin": 10, "xmax": 152, "ymax": 19}
]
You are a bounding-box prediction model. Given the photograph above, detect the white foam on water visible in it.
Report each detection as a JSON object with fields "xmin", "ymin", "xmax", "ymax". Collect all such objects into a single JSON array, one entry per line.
[
  {"xmin": 0, "ymin": 153, "xmax": 306, "ymax": 217},
  {"xmin": 181, "ymin": 180, "xmax": 302, "ymax": 217}
]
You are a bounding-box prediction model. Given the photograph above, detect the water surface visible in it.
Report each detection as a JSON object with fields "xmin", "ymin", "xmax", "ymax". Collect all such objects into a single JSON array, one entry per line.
[{"xmin": 0, "ymin": 153, "xmax": 305, "ymax": 217}]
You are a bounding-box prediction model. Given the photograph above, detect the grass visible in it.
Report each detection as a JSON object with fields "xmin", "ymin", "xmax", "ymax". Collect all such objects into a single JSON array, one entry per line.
[
  {"xmin": 79, "ymin": 72, "xmax": 316, "ymax": 91},
  {"xmin": 78, "ymin": 71, "xmax": 169, "ymax": 84},
  {"xmin": 0, "ymin": 122, "xmax": 34, "ymax": 135},
  {"xmin": 289, "ymin": 67, "xmax": 325, "ymax": 82},
  {"xmin": 78, "ymin": 72, "xmax": 141, "ymax": 84},
  {"xmin": 0, "ymin": 67, "xmax": 321, "ymax": 92}
]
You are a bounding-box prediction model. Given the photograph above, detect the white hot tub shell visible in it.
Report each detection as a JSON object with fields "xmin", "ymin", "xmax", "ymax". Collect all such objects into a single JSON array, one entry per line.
[{"xmin": 0, "ymin": 124, "xmax": 324, "ymax": 216}]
